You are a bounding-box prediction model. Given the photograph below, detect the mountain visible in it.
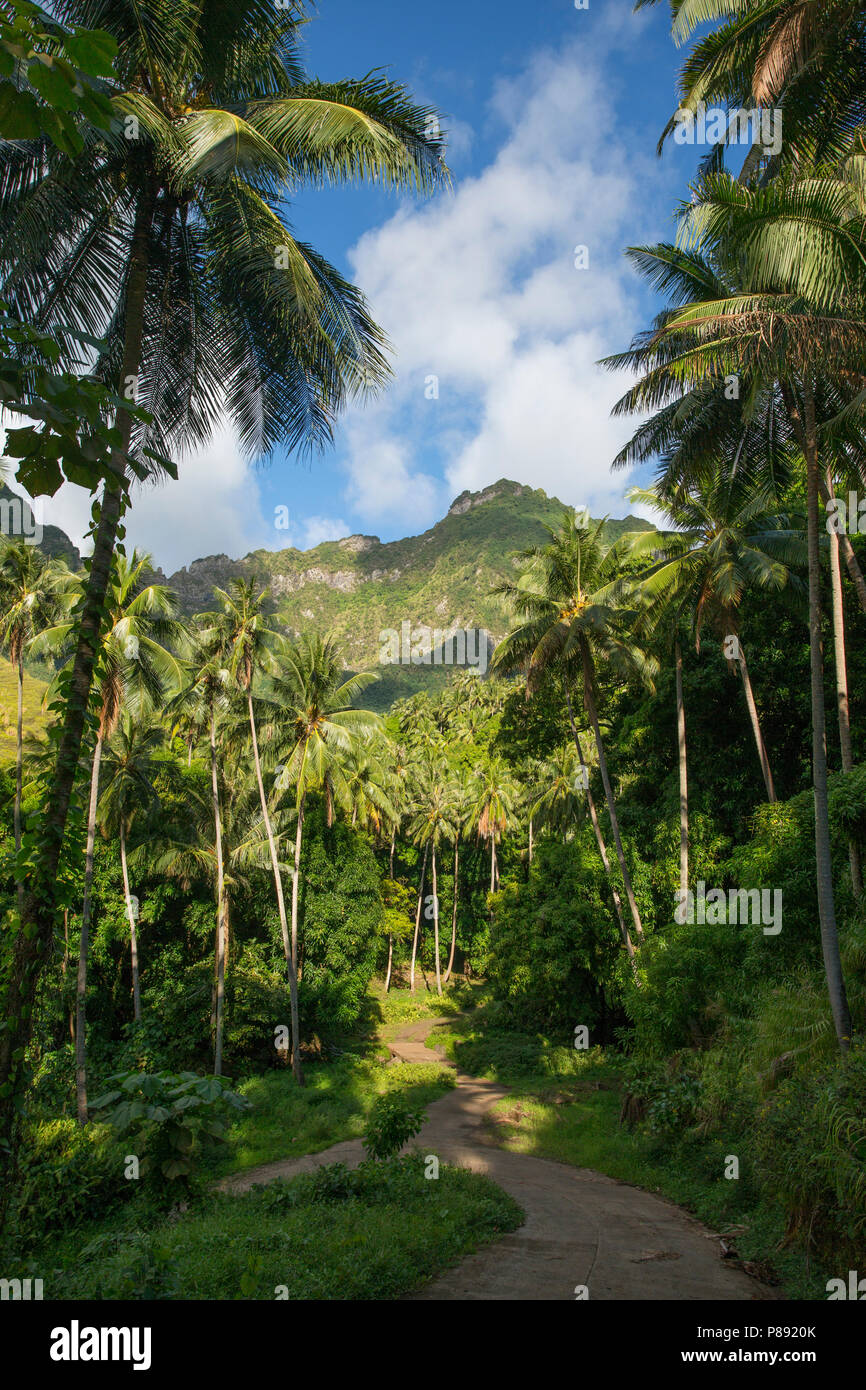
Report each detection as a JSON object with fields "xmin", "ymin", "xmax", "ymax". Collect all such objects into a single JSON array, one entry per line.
[
  {"xmin": 12, "ymin": 477, "xmax": 655, "ymax": 711},
  {"xmin": 0, "ymin": 485, "xmax": 80, "ymax": 568},
  {"xmin": 155, "ymin": 479, "xmax": 655, "ymax": 707}
]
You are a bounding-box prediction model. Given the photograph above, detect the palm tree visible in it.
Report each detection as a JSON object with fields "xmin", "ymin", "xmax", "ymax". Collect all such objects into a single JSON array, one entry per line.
[
  {"xmin": 560, "ymin": 688, "xmax": 638, "ymax": 967},
  {"xmin": 96, "ymin": 713, "xmax": 164, "ymax": 1022},
  {"xmin": 35, "ymin": 550, "xmax": 184, "ymax": 1121},
  {"xmin": 198, "ymin": 579, "xmax": 308, "ymax": 1081},
  {"xmin": 0, "ymin": 542, "xmax": 70, "ymax": 916},
  {"xmin": 443, "ymin": 777, "xmax": 471, "ymax": 984},
  {"xmin": 607, "ymin": 174, "xmax": 866, "ymax": 1046},
  {"xmin": 343, "ymin": 735, "xmax": 397, "ymax": 837},
  {"xmin": 408, "ymin": 837, "xmax": 430, "ymax": 995},
  {"xmin": 823, "ymin": 444, "xmax": 864, "ymax": 896},
  {"xmin": 674, "ymin": 632, "xmax": 689, "ymax": 907},
  {"xmin": 529, "ymin": 743, "xmax": 587, "ymax": 841},
  {"xmin": 492, "ymin": 510, "xmax": 656, "ymax": 942},
  {"xmin": 168, "ymin": 633, "xmax": 235, "ymax": 1073},
  {"xmin": 643, "ymin": 0, "xmax": 866, "ymax": 173},
  {"xmin": 607, "ymin": 236, "xmax": 864, "ymax": 896},
  {"xmin": 0, "ymin": 0, "xmax": 446, "ymax": 1132},
  {"xmin": 624, "ymin": 475, "xmax": 807, "ymax": 803},
  {"xmin": 382, "ymin": 742, "xmax": 411, "ymax": 992},
  {"xmin": 270, "ymin": 633, "xmax": 381, "ymax": 1041},
  {"xmin": 467, "ymin": 755, "xmax": 519, "ymax": 896},
  {"xmin": 406, "ymin": 766, "xmax": 457, "ymax": 996},
  {"xmin": 147, "ymin": 742, "xmax": 260, "ymax": 1072}
]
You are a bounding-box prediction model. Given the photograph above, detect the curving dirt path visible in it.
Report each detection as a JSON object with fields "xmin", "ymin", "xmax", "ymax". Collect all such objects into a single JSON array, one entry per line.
[{"xmin": 218, "ymin": 1016, "xmax": 776, "ymax": 1302}]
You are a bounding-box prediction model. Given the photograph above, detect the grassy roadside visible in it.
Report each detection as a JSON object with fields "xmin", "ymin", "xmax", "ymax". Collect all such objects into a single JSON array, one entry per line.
[
  {"xmin": 29, "ymin": 1155, "xmax": 523, "ymax": 1300},
  {"xmin": 7, "ymin": 982, "xmax": 528, "ymax": 1301},
  {"xmin": 218, "ymin": 1058, "xmax": 455, "ymax": 1175},
  {"xmin": 429, "ymin": 1006, "xmax": 831, "ymax": 1300}
]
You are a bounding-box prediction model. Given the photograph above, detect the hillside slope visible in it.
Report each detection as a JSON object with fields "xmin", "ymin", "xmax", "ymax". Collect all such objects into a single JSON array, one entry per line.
[
  {"xmin": 11, "ymin": 478, "xmax": 654, "ymax": 711},
  {"xmin": 0, "ymin": 657, "xmax": 48, "ymax": 762},
  {"xmin": 158, "ymin": 481, "xmax": 653, "ymax": 702}
]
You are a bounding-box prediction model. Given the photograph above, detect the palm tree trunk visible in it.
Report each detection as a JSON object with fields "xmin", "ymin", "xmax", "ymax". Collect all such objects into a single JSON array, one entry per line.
[
  {"xmin": 214, "ymin": 888, "xmax": 228, "ymax": 1078},
  {"xmin": 838, "ymin": 529, "xmax": 866, "ymax": 614},
  {"xmin": 675, "ymin": 640, "xmax": 689, "ymax": 903},
  {"xmin": 826, "ymin": 472, "xmax": 863, "ymax": 899},
  {"xmin": 210, "ymin": 711, "xmax": 226, "ymax": 1077},
  {"xmin": 0, "ymin": 190, "xmax": 155, "ymax": 1162},
  {"xmin": 119, "ymin": 823, "xmax": 141, "ymax": 1023},
  {"xmin": 62, "ymin": 909, "xmax": 73, "ymax": 1043},
  {"xmin": 803, "ymin": 380, "xmax": 852, "ymax": 1049},
  {"xmin": 14, "ymin": 653, "xmax": 23, "ymax": 921},
  {"xmin": 580, "ymin": 648, "xmax": 644, "ymax": 940},
  {"xmin": 410, "ymin": 843, "xmax": 428, "ymax": 993},
  {"xmin": 248, "ymin": 693, "xmax": 303, "ymax": 1084},
  {"xmin": 444, "ymin": 839, "xmax": 459, "ymax": 984},
  {"xmin": 730, "ymin": 628, "xmax": 776, "ymax": 802},
  {"xmin": 75, "ymin": 731, "xmax": 104, "ymax": 1125},
  {"xmin": 431, "ymin": 845, "xmax": 442, "ymax": 996},
  {"xmin": 528, "ymin": 817, "xmax": 533, "ymax": 866},
  {"xmin": 384, "ymin": 932, "xmax": 394, "ymax": 993},
  {"xmin": 817, "ymin": 470, "xmax": 866, "ymax": 613},
  {"xmin": 384, "ymin": 826, "xmax": 396, "ymax": 992},
  {"xmin": 490, "ymin": 835, "xmax": 496, "ymax": 893},
  {"xmin": 291, "ymin": 792, "xmax": 306, "ymax": 987},
  {"xmin": 565, "ymin": 691, "xmax": 636, "ymax": 965}
]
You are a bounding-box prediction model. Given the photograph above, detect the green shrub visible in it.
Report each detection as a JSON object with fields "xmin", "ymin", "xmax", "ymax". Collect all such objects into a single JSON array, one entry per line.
[
  {"xmin": 90, "ymin": 1070, "xmax": 250, "ymax": 1204},
  {"xmin": 76, "ymin": 1232, "xmax": 182, "ymax": 1299},
  {"xmin": 486, "ymin": 838, "xmax": 625, "ymax": 1036},
  {"xmin": 620, "ymin": 1054, "xmax": 702, "ymax": 1136},
  {"xmin": 753, "ymin": 1041, "xmax": 866, "ymax": 1265},
  {"xmin": 12, "ymin": 1118, "xmax": 125, "ymax": 1241},
  {"xmin": 363, "ymin": 1094, "xmax": 424, "ymax": 1160}
]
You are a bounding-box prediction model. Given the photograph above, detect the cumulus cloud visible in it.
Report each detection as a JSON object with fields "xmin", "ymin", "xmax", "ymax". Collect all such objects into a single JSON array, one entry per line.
[
  {"xmin": 338, "ymin": 31, "xmax": 666, "ymax": 529},
  {"xmin": 299, "ymin": 515, "xmax": 351, "ymax": 548},
  {"xmin": 0, "ymin": 422, "xmax": 275, "ymax": 573},
  {"xmin": 3, "ymin": 17, "xmax": 665, "ymax": 566}
]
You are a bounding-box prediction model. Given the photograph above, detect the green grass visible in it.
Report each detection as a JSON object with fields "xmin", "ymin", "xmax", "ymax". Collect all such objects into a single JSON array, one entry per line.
[
  {"xmin": 369, "ymin": 980, "xmax": 474, "ymax": 1040},
  {"xmin": 215, "ymin": 981, "xmax": 483, "ymax": 1176},
  {"xmin": 217, "ymin": 1055, "xmax": 456, "ymax": 1176},
  {"xmin": 28, "ymin": 1155, "xmax": 524, "ymax": 1300},
  {"xmin": 433, "ymin": 1011, "xmax": 831, "ymax": 1299},
  {"xmin": 0, "ymin": 657, "xmax": 47, "ymax": 760}
]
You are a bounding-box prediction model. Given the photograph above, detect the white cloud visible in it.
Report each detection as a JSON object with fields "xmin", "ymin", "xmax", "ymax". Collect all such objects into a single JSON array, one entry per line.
[
  {"xmin": 338, "ymin": 32, "xmax": 667, "ymax": 528},
  {"xmin": 1, "ymin": 421, "xmax": 275, "ymax": 573},
  {"xmin": 442, "ymin": 115, "xmax": 474, "ymax": 164},
  {"xmin": 3, "ymin": 17, "xmax": 665, "ymax": 567},
  {"xmin": 299, "ymin": 515, "xmax": 351, "ymax": 548},
  {"xmin": 129, "ymin": 428, "xmax": 276, "ymax": 573},
  {"xmin": 341, "ymin": 425, "xmax": 441, "ymax": 524}
]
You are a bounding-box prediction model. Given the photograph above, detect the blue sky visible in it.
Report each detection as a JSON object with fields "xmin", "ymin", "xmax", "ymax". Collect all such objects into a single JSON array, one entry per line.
[{"xmin": 40, "ymin": 0, "xmax": 705, "ymax": 572}]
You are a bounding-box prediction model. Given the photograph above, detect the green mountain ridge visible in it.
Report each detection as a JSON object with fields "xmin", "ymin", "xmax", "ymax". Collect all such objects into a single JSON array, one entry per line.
[
  {"xmin": 155, "ymin": 479, "xmax": 654, "ymax": 705},
  {"xmin": 15, "ymin": 477, "xmax": 654, "ymax": 709}
]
